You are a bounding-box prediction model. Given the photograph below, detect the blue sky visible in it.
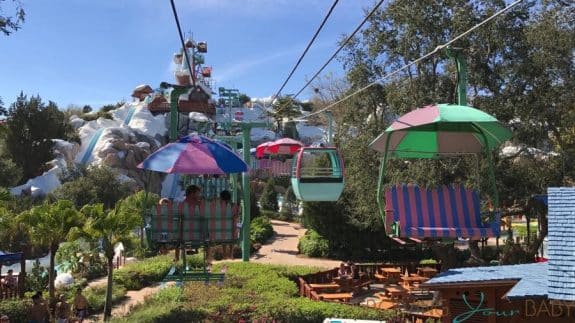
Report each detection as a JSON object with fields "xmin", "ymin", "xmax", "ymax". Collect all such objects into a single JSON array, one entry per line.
[{"xmin": 0, "ymin": 0, "xmax": 373, "ymax": 109}]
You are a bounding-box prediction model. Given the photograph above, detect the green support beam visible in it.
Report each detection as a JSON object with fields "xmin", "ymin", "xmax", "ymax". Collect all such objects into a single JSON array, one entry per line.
[
  {"xmin": 161, "ymin": 82, "xmax": 192, "ymax": 141},
  {"xmin": 446, "ymin": 47, "xmax": 468, "ymax": 107},
  {"xmin": 237, "ymin": 121, "xmax": 269, "ymax": 261}
]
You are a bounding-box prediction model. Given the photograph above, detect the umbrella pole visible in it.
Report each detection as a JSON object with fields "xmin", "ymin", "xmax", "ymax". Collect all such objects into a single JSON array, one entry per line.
[{"xmin": 376, "ymin": 134, "xmax": 392, "ymax": 233}]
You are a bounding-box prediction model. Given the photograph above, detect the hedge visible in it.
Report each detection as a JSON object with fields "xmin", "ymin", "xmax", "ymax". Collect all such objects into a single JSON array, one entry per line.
[{"xmin": 114, "ymin": 262, "xmax": 398, "ymax": 322}]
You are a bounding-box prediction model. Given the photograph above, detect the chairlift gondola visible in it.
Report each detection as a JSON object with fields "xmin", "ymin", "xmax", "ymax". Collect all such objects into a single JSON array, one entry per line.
[{"xmin": 290, "ymin": 147, "xmax": 345, "ymax": 201}]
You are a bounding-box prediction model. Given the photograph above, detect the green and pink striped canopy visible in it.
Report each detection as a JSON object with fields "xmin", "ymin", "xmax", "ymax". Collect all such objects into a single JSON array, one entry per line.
[{"xmin": 369, "ymin": 104, "xmax": 512, "ymax": 158}]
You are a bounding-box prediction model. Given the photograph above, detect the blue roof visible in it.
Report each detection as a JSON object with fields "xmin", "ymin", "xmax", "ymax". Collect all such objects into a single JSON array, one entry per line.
[
  {"xmin": 423, "ymin": 263, "xmax": 548, "ymax": 300},
  {"xmin": 547, "ymin": 187, "xmax": 575, "ymax": 302}
]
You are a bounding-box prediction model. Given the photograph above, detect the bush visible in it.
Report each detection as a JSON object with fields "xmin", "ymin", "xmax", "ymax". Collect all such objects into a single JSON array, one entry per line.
[
  {"xmin": 259, "ymin": 178, "xmax": 278, "ymax": 212},
  {"xmin": 26, "ymin": 260, "xmax": 49, "ymax": 292},
  {"xmin": 83, "ymin": 284, "xmax": 127, "ymax": 313},
  {"xmin": 250, "ymin": 216, "xmax": 274, "ymax": 245},
  {"xmin": 113, "ymin": 255, "xmax": 181, "ymax": 290},
  {"xmin": 111, "ymin": 287, "xmax": 208, "ymax": 323},
  {"xmin": 419, "ymin": 259, "xmax": 438, "ymax": 265},
  {"xmin": 298, "ymin": 229, "xmax": 329, "ymax": 257},
  {"xmin": 0, "ymin": 298, "xmax": 31, "ymax": 322}
]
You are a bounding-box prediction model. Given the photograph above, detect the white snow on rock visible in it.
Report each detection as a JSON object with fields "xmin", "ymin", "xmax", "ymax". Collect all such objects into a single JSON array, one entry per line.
[
  {"xmin": 69, "ymin": 115, "xmax": 85, "ymax": 129},
  {"xmin": 251, "ymin": 128, "xmax": 276, "ymax": 142},
  {"xmin": 10, "ymin": 160, "xmax": 64, "ymax": 196},
  {"xmin": 297, "ymin": 123, "xmax": 325, "ymax": 144},
  {"xmin": 130, "ymin": 105, "xmax": 167, "ymax": 139},
  {"xmin": 189, "ymin": 112, "xmax": 211, "ymax": 122}
]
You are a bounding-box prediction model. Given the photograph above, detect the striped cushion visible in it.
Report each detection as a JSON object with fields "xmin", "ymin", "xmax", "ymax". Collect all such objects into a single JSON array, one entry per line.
[
  {"xmin": 150, "ymin": 200, "xmax": 239, "ymax": 243},
  {"xmin": 384, "ymin": 184, "xmax": 500, "ymax": 239}
]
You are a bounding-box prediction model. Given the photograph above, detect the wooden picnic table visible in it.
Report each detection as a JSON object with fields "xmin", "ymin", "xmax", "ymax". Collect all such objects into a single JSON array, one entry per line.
[
  {"xmin": 384, "ymin": 286, "xmax": 407, "ymax": 299},
  {"xmin": 380, "ymin": 267, "xmax": 402, "ymax": 282},
  {"xmin": 417, "ymin": 267, "xmax": 437, "ymax": 278},
  {"xmin": 401, "ymin": 275, "xmax": 429, "ymax": 286},
  {"xmin": 309, "ymin": 283, "xmax": 340, "ymax": 291},
  {"xmin": 318, "ymin": 292, "xmax": 353, "ymax": 302}
]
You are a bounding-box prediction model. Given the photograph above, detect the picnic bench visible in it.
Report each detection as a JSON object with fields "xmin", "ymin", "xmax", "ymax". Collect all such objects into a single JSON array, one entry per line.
[
  {"xmin": 377, "ymin": 267, "xmax": 402, "ymax": 283},
  {"xmin": 317, "ymin": 292, "xmax": 353, "ymax": 303},
  {"xmin": 384, "ymin": 286, "xmax": 407, "ymax": 300},
  {"xmin": 401, "ymin": 274, "xmax": 429, "ymax": 287},
  {"xmin": 309, "ymin": 283, "xmax": 340, "ymax": 292},
  {"xmin": 384, "ymin": 184, "xmax": 500, "ymax": 239}
]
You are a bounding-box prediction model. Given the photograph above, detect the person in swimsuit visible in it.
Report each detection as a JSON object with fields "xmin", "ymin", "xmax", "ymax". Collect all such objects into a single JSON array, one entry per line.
[
  {"xmin": 28, "ymin": 293, "xmax": 48, "ymax": 323},
  {"xmin": 72, "ymin": 288, "xmax": 88, "ymax": 322}
]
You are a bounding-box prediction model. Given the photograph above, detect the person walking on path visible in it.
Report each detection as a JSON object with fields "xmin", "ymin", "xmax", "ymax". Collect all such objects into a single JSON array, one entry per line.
[{"xmin": 72, "ymin": 288, "xmax": 88, "ymax": 322}]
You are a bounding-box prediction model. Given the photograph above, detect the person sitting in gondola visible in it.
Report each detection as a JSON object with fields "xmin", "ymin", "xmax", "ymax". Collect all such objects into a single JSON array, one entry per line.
[
  {"xmin": 185, "ymin": 185, "xmax": 203, "ymax": 203},
  {"xmin": 220, "ymin": 190, "xmax": 232, "ymax": 203}
]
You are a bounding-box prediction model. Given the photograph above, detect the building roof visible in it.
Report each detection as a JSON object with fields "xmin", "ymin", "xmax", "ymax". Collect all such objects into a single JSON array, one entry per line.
[
  {"xmin": 423, "ymin": 262, "xmax": 548, "ymax": 300},
  {"xmin": 547, "ymin": 187, "xmax": 575, "ymax": 302}
]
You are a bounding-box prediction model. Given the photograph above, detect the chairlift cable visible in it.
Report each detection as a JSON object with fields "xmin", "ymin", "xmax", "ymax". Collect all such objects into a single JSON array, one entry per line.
[
  {"xmin": 296, "ymin": 0, "xmax": 524, "ymax": 121},
  {"xmin": 169, "ymin": 0, "xmax": 196, "ymax": 87},
  {"xmin": 291, "ymin": 0, "xmax": 386, "ymax": 100},
  {"xmin": 271, "ymin": 0, "xmax": 340, "ymax": 101}
]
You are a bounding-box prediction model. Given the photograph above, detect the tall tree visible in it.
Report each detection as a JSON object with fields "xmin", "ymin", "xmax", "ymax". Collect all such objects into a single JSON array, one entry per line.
[
  {"xmin": 19, "ymin": 200, "xmax": 85, "ymax": 304},
  {"xmin": 269, "ymin": 96, "xmax": 302, "ymax": 134},
  {"xmin": 304, "ymin": 0, "xmax": 573, "ymax": 263},
  {"xmin": 78, "ymin": 202, "xmax": 141, "ymax": 321},
  {"xmin": 0, "ymin": 0, "xmax": 25, "ymax": 36},
  {"xmin": 0, "ymin": 97, "xmax": 6, "ymax": 116},
  {"xmin": 54, "ymin": 166, "xmax": 132, "ymax": 209},
  {"xmin": 5, "ymin": 93, "xmax": 76, "ymax": 182}
]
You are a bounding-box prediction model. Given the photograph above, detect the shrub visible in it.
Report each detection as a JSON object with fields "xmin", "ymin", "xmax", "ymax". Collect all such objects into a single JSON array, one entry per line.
[
  {"xmin": 0, "ymin": 298, "xmax": 31, "ymax": 322},
  {"xmin": 26, "ymin": 259, "xmax": 49, "ymax": 292},
  {"xmin": 259, "ymin": 178, "xmax": 278, "ymax": 212},
  {"xmin": 298, "ymin": 229, "xmax": 329, "ymax": 257},
  {"xmin": 113, "ymin": 255, "xmax": 181, "ymax": 290},
  {"xmin": 111, "ymin": 287, "xmax": 208, "ymax": 323},
  {"xmin": 83, "ymin": 284, "xmax": 127, "ymax": 313},
  {"xmin": 250, "ymin": 216, "xmax": 273, "ymax": 245},
  {"xmin": 419, "ymin": 259, "xmax": 438, "ymax": 265}
]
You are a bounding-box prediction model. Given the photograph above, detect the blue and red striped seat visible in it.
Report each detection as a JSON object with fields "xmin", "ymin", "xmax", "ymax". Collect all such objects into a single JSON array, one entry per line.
[
  {"xmin": 149, "ymin": 200, "xmax": 239, "ymax": 245},
  {"xmin": 384, "ymin": 184, "xmax": 500, "ymax": 239}
]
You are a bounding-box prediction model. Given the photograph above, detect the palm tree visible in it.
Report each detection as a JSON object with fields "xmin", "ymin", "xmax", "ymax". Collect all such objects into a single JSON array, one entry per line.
[
  {"xmin": 120, "ymin": 190, "xmax": 159, "ymax": 247},
  {"xmin": 78, "ymin": 202, "xmax": 141, "ymax": 321},
  {"xmin": 19, "ymin": 200, "xmax": 85, "ymax": 303}
]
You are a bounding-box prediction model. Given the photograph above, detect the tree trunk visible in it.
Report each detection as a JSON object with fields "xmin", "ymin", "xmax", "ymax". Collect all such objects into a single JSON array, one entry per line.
[
  {"xmin": 49, "ymin": 244, "xmax": 58, "ymax": 304},
  {"xmin": 104, "ymin": 257, "xmax": 114, "ymax": 321},
  {"xmin": 467, "ymin": 240, "xmax": 486, "ymax": 266}
]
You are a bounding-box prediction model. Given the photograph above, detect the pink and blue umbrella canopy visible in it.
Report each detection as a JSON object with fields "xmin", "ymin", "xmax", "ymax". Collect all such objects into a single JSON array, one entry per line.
[
  {"xmin": 138, "ymin": 135, "xmax": 248, "ymax": 174},
  {"xmin": 369, "ymin": 104, "xmax": 512, "ymax": 158}
]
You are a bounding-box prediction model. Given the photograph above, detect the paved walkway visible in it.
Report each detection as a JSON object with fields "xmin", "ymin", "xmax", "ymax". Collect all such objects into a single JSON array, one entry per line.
[{"xmin": 250, "ymin": 219, "xmax": 342, "ymax": 268}]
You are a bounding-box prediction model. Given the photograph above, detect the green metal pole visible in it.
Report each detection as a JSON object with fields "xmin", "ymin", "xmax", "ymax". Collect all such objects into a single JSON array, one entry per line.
[
  {"xmin": 167, "ymin": 86, "xmax": 190, "ymax": 141},
  {"xmin": 241, "ymin": 126, "xmax": 252, "ymax": 261},
  {"xmin": 446, "ymin": 47, "xmax": 467, "ymax": 106}
]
